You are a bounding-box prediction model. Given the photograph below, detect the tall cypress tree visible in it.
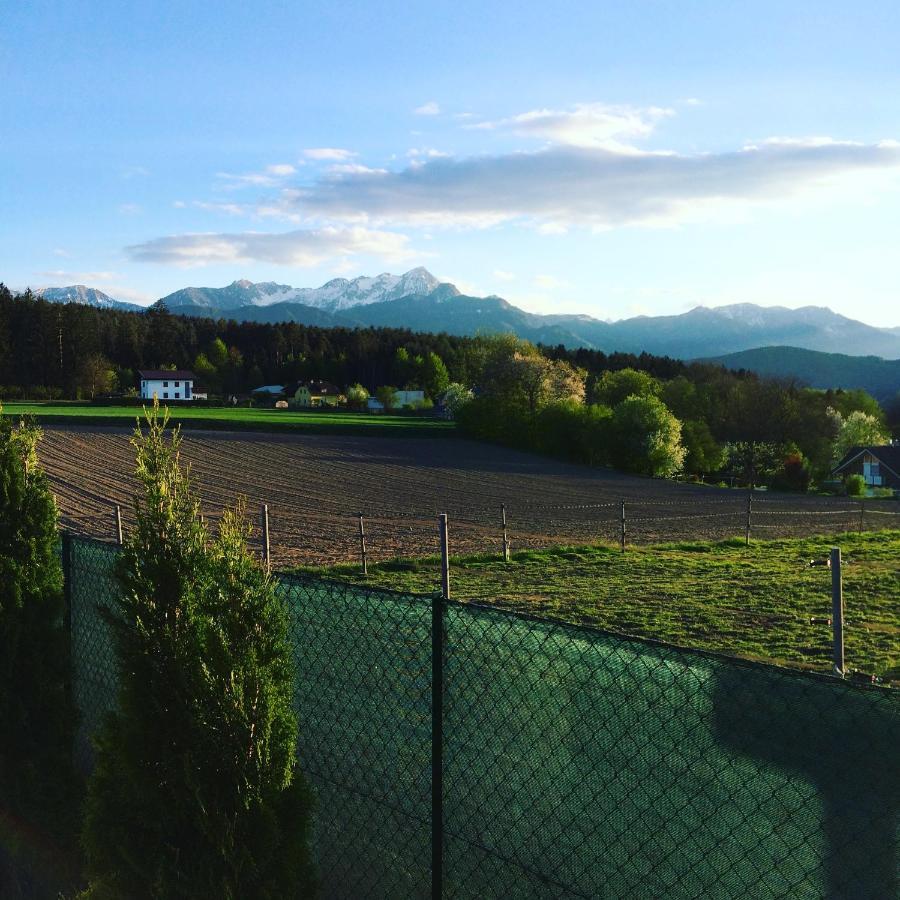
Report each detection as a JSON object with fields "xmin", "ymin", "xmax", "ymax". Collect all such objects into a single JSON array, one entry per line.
[
  {"xmin": 81, "ymin": 403, "xmax": 315, "ymax": 898},
  {"xmin": 0, "ymin": 406, "xmax": 78, "ymax": 896}
]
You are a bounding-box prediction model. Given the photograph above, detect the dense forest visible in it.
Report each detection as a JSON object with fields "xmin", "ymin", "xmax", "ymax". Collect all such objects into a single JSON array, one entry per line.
[{"xmin": 1, "ymin": 285, "xmax": 897, "ymax": 486}]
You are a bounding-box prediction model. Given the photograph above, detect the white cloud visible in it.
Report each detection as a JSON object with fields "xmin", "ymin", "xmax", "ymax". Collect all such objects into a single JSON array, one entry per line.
[
  {"xmin": 303, "ymin": 148, "xmax": 357, "ymax": 161},
  {"xmin": 407, "ymin": 147, "xmax": 450, "ymax": 159},
  {"xmin": 266, "ymin": 163, "xmax": 296, "ymax": 176},
  {"xmin": 125, "ymin": 226, "xmax": 415, "ymax": 267},
  {"xmin": 493, "ymin": 269, "xmax": 516, "ymax": 281},
  {"xmin": 52, "ymin": 248, "xmax": 72, "ymax": 258},
  {"xmin": 289, "ymin": 139, "xmax": 900, "ymax": 230},
  {"xmin": 119, "ymin": 203, "xmax": 142, "ymax": 215},
  {"xmin": 414, "ymin": 101, "xmax": 440, "ymax": 116},
  {"xmin": 473, "ymin": 102, "xmax": 674, "ymax": 149},
  {"xmin": 192, "ymin": 201, "xmax": 248, "ymax": 216},
  {"xmin": 215, "ymin": 163, "xmax": 297, "ymax": 188}
]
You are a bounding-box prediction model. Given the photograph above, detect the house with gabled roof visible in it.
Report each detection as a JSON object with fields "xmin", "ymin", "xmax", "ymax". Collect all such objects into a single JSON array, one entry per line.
[{"xmin": 832, "ymin": 445, "xmax": 900, "ymax": 492}]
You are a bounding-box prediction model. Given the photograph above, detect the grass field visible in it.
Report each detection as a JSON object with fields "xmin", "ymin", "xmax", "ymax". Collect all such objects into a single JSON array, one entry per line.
[
  {"xmin": 0, "ymin": 402, "xmax": 454, "ymax": 435},
  {"xmin": 296, "ymin": 530, "xmax": 900, "ymax": 682}
]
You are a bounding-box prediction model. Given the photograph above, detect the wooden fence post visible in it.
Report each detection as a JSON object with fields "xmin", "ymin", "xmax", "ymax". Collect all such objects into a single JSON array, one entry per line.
[
  {"xmin": 620, "ymin": 501, "xmax": 626, "ymax": 553},
  {"xmin": 501, "ymin": 504, "xmax": 510, "ymax": 562},
  {"xmin": 261, "ymin": 503, "xmax": 270, "ymax": 569},
  {"xmin": 358, "ymin": 513, "xmax": 368, "ymax": 576},
  {"xmin": 745, "ymin": 490, "xmax": 752, "ymax": 546},
  {"xmin": 115, "ymin": 504, "xmax": 124, "ymax": 546},
  {"xmin": 831, "ymin": 547, "xmax": 845, "ymax": 677},
  {"xmin": 858, "ymin": 500, "xmax": 865, "ymax": 534}
]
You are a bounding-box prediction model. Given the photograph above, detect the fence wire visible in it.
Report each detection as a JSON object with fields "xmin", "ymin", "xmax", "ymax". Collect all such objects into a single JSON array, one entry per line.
[{"xmin": 65, "ymin": 535, "xmax": 899, "ymax": 899}]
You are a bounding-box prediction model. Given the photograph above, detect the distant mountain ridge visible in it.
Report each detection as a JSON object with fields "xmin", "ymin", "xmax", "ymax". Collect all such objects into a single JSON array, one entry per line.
[
  {"xmin": 33, "ymin": 268, "xmax": 900, "ymax": 360},
  {"xmin": 704, "ymin": 346, "xmax": 900, "ymax": 403}
]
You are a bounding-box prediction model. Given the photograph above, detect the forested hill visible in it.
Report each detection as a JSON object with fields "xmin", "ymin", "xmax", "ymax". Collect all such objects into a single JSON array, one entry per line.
[{"xmin": 704, "ymin": 346, "xmax": 900, "ymax": 403}]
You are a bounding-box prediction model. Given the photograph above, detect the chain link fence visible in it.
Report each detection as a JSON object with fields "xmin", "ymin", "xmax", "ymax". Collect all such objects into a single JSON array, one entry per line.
[{"xmin": 64, "ymin": 534, "xmax": 899, "ymax": 899}]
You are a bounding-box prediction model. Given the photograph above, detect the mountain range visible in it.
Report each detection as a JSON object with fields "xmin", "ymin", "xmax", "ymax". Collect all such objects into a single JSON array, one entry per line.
[{"xmin": 32, "ymin": 268, "xmax": 900, "ymax": 364}]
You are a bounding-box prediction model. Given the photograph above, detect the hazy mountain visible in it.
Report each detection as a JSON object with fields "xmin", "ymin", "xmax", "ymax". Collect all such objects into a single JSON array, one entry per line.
[
  {"xmin": 34, "ymin": 285, "xmax": 142, "ymax": 311},
  {"xmin": 704, "ymin": 346, "xmax": 900, "ymax": 403}
]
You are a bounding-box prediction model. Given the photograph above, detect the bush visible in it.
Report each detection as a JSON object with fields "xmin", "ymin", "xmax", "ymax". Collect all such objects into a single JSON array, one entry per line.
[
  {"xmin": 81, "ymin": 404, "xmax": 315, "ymax": 898},
  {"xmin": 845, "ymin": 474, "xmax": 867, "ymax": 497},
  {"xmin": 610, "ymin": 395, "xmax": 685, "ymax": 477}
]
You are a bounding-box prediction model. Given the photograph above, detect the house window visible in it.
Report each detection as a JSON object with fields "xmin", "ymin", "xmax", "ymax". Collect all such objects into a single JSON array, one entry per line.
[
  {"xmin": 186, "ymin": 384, "xmax": 192, "ymax": 398},
  {"xmin": 163, "ymin": 392, "xmax": 169, "ymax": 399},
  {"xmin": 163, "ymin": 380, "xmax": 169, "ymax": 387},
  {"xmin": 174, "ymin": 392, "xmax": 180, "ymax": 399},
  {"xmin": 175, "ymin": 381, "xmax": 180, "ymax": 387}
]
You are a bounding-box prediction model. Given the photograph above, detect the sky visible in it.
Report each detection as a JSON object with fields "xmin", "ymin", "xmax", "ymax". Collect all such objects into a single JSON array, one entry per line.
[{"xmin": 3, "ymin": 0, "xmax": 900, "ymax": 325}]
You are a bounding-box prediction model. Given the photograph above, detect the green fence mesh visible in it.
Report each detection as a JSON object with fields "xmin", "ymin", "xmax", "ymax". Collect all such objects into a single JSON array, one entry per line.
[{"xmin": 64, "ymin": 535, "xmax": 900, "ymax": 899}]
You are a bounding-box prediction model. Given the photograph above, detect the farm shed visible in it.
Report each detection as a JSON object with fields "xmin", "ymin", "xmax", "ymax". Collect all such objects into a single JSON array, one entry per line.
[
  {"xmin": 138, "ymin": 370, "xmax": 196, "ymax": 402},
  {"xmin": 832, "ymin": 444, "xmax": 900, "ymax": 492}
]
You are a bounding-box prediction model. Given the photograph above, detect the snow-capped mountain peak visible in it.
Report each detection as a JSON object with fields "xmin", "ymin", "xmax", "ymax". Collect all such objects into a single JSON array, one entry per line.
[
  {"xmin": 34, "ymin": 285, "xmax": 138, "ymax": 310},
  {"xmin": 159, "ymin": 267, "xmax": 454, "ymax": 312}
]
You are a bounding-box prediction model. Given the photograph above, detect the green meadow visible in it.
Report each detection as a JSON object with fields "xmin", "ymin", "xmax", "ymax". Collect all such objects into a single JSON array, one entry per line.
[{"xmin": 297, "ymin": 530, "xmax": 900, "ymax": 682}]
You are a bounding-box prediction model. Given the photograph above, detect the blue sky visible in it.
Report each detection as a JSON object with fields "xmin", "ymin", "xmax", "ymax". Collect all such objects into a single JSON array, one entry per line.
[{"xmin": 3, "ymin": 0, "xmax": 900, "ymax": 325}]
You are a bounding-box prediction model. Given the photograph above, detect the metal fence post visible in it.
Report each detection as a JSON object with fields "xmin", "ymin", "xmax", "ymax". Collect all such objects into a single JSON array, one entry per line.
[
  {"xmin": 439, "ymin": 513, "xmax": 450, "ymax": 601},
  {"xmin": 261, "ymin": 503, "xmax": 270, "ymax": 569},
  {"xmin": 115, "ymin": 504, "xmax": 124, "ymax": 545},
  {"xmin": 433, "ymin": 512, "xmax": 449, "ymax": 898},
  {"xmin": 620, "ymin": 501, "xmax": 626, "ymax": 553},
  {"xmin": 358, "ymin": 513, "xmax": 368, "ymax": 576},
  {"xmin": 745, "ymin": 490, "xmax": 752, "ymax": 546},
  {"xmin": 831, "ymin": 547, "xmax": 845, "ymax": 677},
  {"xmin": 501, "ymin": 503, "xmax": 510, "ymax": 562}
]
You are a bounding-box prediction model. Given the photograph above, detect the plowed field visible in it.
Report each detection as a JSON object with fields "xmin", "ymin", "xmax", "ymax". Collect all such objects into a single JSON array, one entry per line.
[{"xmin": 40, "ymin": 426, "xmax": 899, "ymax": 569}]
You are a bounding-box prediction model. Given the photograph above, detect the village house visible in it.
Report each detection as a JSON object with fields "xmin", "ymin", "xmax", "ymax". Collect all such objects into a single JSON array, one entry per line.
[
  {"xmin": 832, "ymin": 444, "xmax": 900, "ymax": 493},
  {"xmin": 284, "ymin": 381, "xmax": 343, "ymax": 408},
  {"xmin": 138, "ymin": 370, "xmax": 196, "ymax": 401}
]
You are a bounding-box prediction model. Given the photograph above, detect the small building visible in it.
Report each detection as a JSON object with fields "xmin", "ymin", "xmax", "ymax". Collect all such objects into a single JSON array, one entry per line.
[
  {"xmin": 832, "ymin": 445, "xmax": 900, "ymax": 492},
  {"xmin": 138, "ymin": 369, "xmax": 196, "ymax": 402},
  {"xmin": 285, "ymin": 381, "xmax": 343, "ymax": 408},
  {"xmin": 251, "ymin": 384, "xmax": 285, "ymax": 397},
  {"xmin": 367, "ymin": 389, "xmax": 426, "ymax": 412}
]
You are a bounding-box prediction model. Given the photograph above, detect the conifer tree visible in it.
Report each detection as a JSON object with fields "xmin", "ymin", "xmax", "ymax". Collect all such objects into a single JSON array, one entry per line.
[
  {"xmin": 0, "ymin": 405, "xmax": 78, "ymax": 895},
  {"xmin": 81, "ymin": 402, "xmax": 315, "ymax": 898}
]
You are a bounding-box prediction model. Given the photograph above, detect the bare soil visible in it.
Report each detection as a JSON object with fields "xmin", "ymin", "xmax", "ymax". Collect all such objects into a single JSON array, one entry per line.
[{"xmin": 40, "ymin": 426, "xmax": 899, "ymax": 569}]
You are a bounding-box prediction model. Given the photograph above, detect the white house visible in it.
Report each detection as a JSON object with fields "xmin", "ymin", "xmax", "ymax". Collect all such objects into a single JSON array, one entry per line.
[
  {"xmin": 138, "ymin": 369, "xmax": 196, "ymax": 401},
  {"xmin": 367, "ymin": 389, "xmax": 426, "ymax": 412}
]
